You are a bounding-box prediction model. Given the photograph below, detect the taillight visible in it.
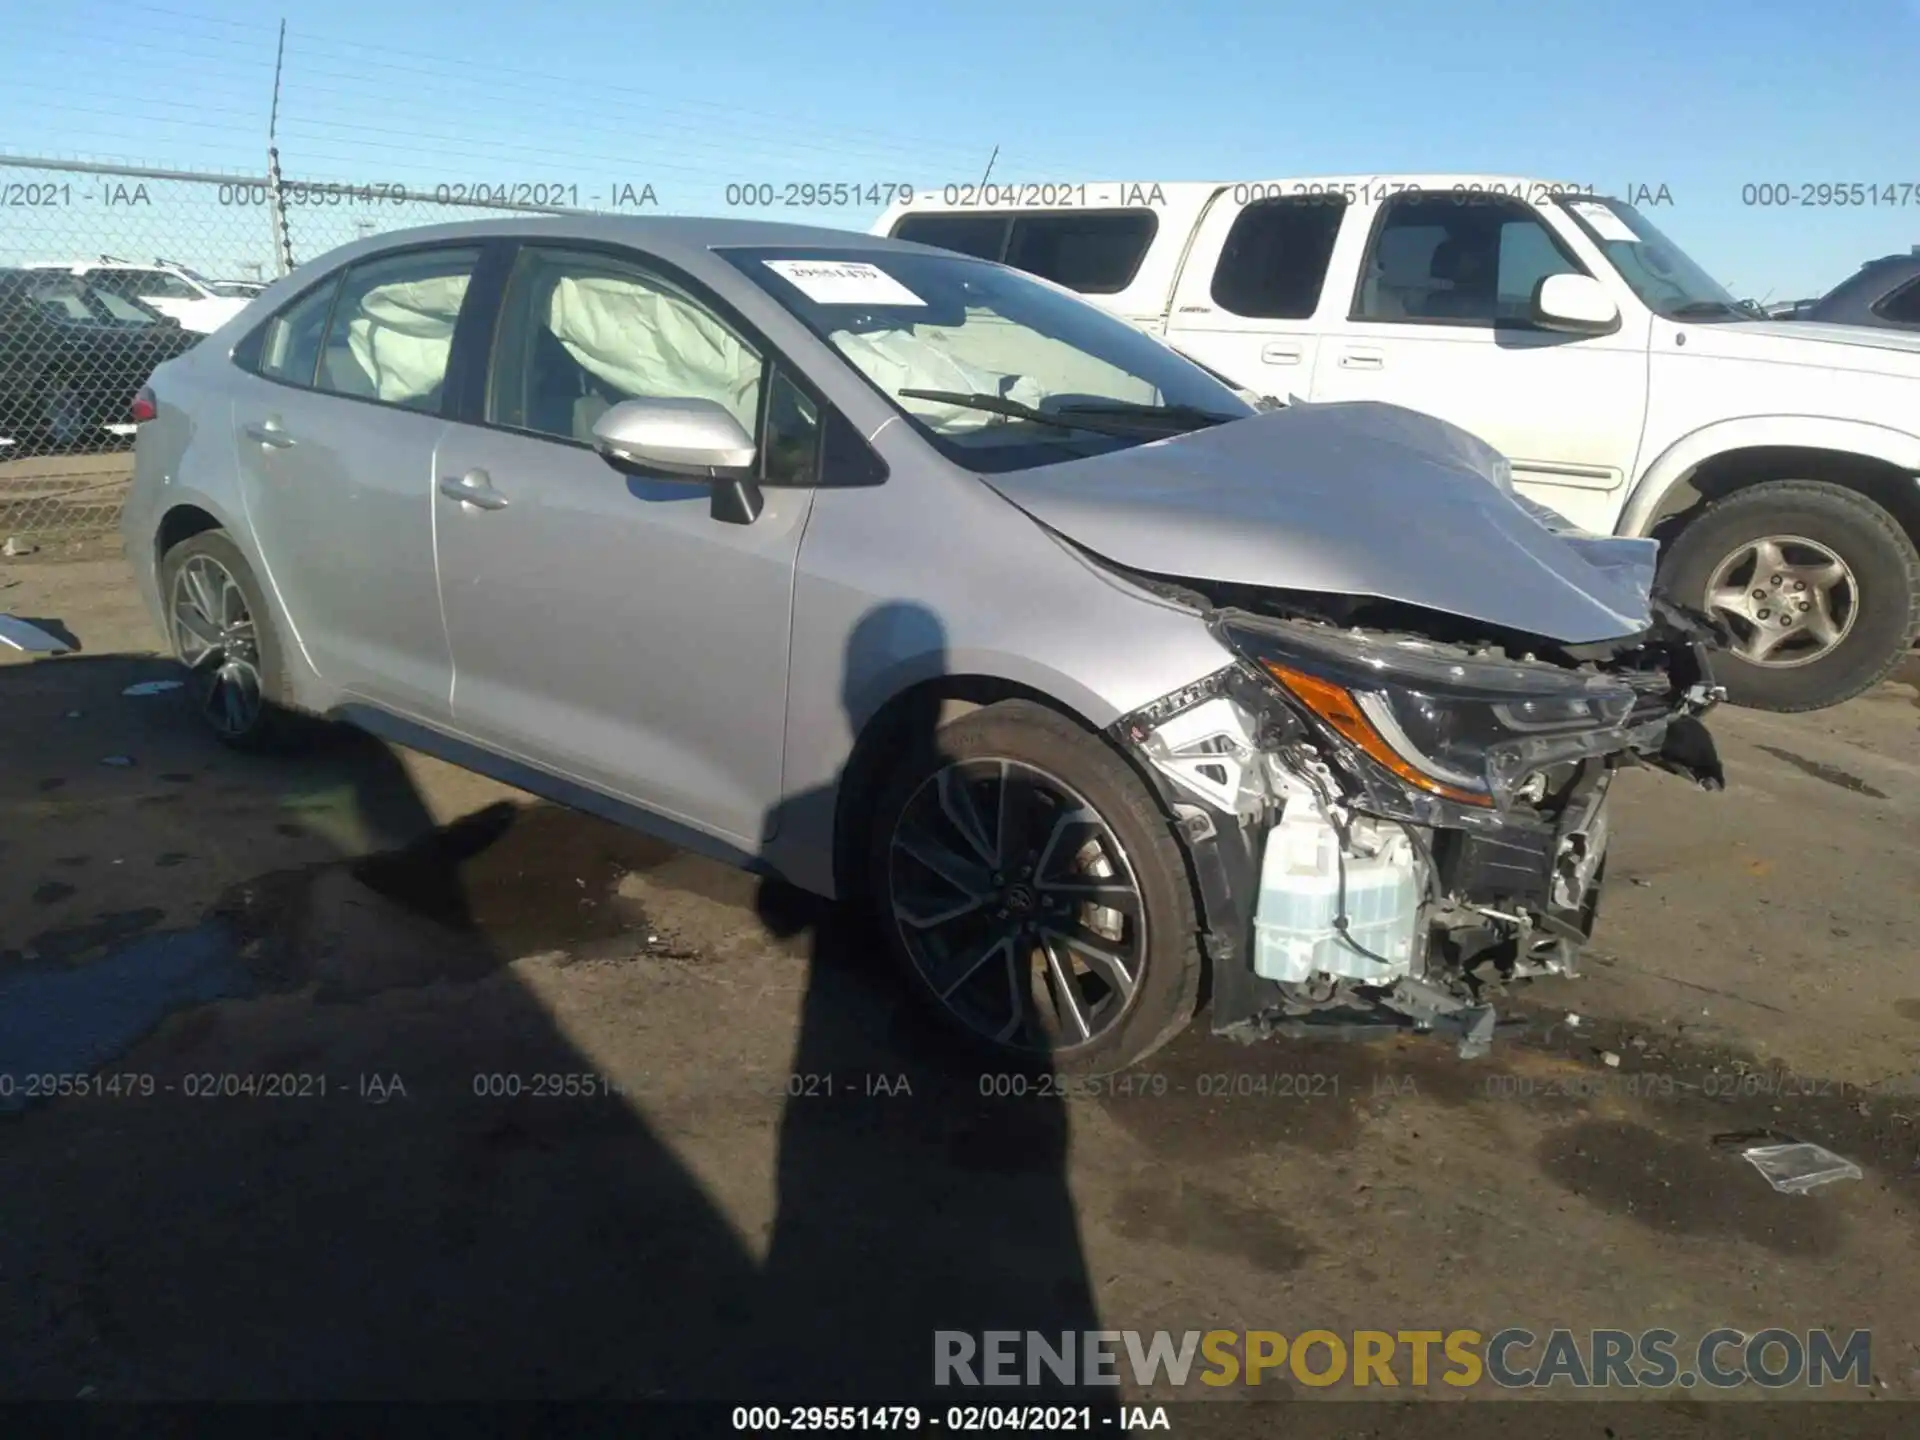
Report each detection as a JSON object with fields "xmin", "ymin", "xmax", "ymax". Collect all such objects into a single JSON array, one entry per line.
[{"xmin": 130, "ymin": 387, "xmax": 157, "ymax": 424}]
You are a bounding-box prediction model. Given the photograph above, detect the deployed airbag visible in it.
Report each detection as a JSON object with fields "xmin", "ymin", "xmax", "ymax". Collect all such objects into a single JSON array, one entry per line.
[
  {"xmin": 548, "ymin": 275, "xmax": 761, "ymax": 429},
  {"xmin": 344, "ymin": 273, "xmax": 468, "ymax": 405}
]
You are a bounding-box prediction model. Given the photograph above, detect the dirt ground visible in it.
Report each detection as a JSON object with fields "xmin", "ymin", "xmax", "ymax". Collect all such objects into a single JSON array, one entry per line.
[{"xmin": 3, "ymin": 549, "xmax": 1919, "ymax": 1425}]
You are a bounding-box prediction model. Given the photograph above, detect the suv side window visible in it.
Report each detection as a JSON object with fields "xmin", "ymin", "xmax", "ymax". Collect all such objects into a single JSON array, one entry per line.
[
  {"xmin": 890, "ymin": 210, "xmax": 1157, "ymax": 294},
  {"xmin": 1354, "ymin": 195, "xmax": 1586, "ymax": 325},
  {"xmin": 1003, "ymin": 212, "xmax": 1157, "ymax": 294},
  {"xmin": 1872, "ymin": 274, "xmax": 1920, "ymax": 326},
  {"xmin": 1210, "ymin": 197, "xmax": 1346, "ymax": 319},
  {"xmin": 488, "ymin": 246, "xmax": 764, "ymax": 443},
  {"xmin": 256, "ymin": 274, "xmax": 343, "ymax": 387},
  {"xmin": 890, "ymin": 214, "xmax": 1009, "ymax": 261},
  {"xmin": 316, "ymin": 247, "xmax": 480, "ymax": 413},
  {"xmin": 111, "ymin": 269, "xmax": 199, "ymax": 301}
]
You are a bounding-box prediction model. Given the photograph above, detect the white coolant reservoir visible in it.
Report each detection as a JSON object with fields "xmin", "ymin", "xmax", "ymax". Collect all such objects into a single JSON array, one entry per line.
[{"xmin": 1251, "ymin": 798, "xmax": 1422, "ymax": 985}]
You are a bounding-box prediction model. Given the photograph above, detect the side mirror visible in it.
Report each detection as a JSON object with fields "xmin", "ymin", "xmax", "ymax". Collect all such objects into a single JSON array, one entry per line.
[
  {"xmin": 591, "ymin": 397, "xmax": 756, "ymax": 480},
  {"xmin": 1532, "ymin": 274, "xmax": 1621, "ymax": 336}
]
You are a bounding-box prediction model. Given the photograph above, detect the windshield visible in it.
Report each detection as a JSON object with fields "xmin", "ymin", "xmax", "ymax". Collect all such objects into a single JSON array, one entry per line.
[
  {"xmin": 721, "ymin": 246, "xmax": 1255, "ymax": 472},
  {"xmin": 1554, "ymin": 197, "xmax": 1745, "ymax": 320}
]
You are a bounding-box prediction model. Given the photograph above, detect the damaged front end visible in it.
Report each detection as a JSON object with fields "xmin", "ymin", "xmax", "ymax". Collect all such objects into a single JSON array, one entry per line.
[{"xmin": 1111, "ymin": 587, "xmax": 1726, "ymax": 1058}]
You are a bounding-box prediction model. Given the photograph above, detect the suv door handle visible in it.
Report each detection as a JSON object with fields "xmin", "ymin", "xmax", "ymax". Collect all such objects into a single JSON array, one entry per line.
[
  {"xmin": 1337, "ymin": 347, "xmax": 1385, "ymax": 371},
  {"xmin": 1260, "ymin": 342, "xmax": 1303, "ymax": 365},
  {"xmin": 242, "ymin": 419, "xmax": 296, "ymax": 449},
  {"xmin": 439, "ymin": 469, "xmax": 509, "ymax": 511}
]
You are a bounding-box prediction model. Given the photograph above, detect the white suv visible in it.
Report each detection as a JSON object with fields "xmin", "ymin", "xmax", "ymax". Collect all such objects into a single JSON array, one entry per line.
[
  {"xmin": 28, "ymin": 259, "xmax": 253, "ymax": 335},
  {"xmin": 878, "ymin": 176, "xmax": 1920, "ymax": 711}
]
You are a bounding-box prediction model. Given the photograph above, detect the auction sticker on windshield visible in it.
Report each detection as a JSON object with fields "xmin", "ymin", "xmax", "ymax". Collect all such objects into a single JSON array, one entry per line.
[
  {"xmin": 1568, "ymin": 201, "xmax": 1639, "ymax": 243},
  {"xmin": 763, "ymin": 259, "xmax": 925, "ymax": 306}
]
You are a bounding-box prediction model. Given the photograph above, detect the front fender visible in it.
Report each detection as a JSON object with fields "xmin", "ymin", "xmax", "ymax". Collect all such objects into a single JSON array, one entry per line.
[{"xmin": 1618, "ymin": 415, "xmax": 1920, "ymax": 538}]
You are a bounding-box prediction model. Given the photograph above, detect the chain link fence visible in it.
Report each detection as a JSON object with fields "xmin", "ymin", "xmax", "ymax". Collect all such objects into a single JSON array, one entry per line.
[{"xmin": 1, "ymin": 155, "xmax": 592, "ymax": 545}]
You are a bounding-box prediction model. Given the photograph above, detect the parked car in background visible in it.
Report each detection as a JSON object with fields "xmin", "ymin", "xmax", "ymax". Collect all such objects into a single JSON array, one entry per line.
[
  {"xmin": 1800, "ymin": 249, "xmax": 1920, "ymax": 333},
  {"xmin": 1758, "ymin": 297, "xmax": 1821, "ymax": 320},
  {"xmin": 27, "ymin": 259, "xmax": 253, "ymax": 335},
  {"xmin": 118, "ymin": 216, "xmax": 1723, "ymax": 1073},
  {"xmin": 879, "ymin": 177, "xmax": 1920, "ymax": 712},
  {"xmin": 0, "ymin": 268, "xmax": 198, "ymax": 455}
]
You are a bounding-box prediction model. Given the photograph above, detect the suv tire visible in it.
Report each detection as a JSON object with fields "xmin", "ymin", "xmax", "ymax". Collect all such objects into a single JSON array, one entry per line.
[{"xmin": 1659, "ymin": 480, "xmax": 1920, "ymax": 712}]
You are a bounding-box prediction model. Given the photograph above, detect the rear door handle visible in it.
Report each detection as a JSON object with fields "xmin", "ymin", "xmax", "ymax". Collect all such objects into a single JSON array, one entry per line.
[
  {"xmin": 1260, "ymin": 342, "xmax": 1304, "ymax": 365},
  {"xmin": 439, "ymin": 468, "xmax": 509, "ymax": 511},
  {"xmin": 1337, "ymin": 347, "xmax": 1385, "ymax": 371},
  {"xmin": 242, "ymin": 419, "xmax": 296, "ymax": 449}
]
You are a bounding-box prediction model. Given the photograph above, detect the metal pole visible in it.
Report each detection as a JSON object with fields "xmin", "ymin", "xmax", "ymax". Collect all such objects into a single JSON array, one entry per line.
[{"xmin": 265, "ymin": 18, "xmax": 294, "ymax": 276}]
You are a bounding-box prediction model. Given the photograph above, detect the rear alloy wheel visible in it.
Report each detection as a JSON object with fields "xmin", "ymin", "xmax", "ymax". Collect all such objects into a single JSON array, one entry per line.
[
  {"xmin": 1659, "ymin": 481, "xmax": 1920, "ymax": 712},
  {"xmin": 161, "ymin": 530, "xmax": 305, "ymax": 751},
  {"xmin": 870, "ymin": 700, "xmax": 1203, "ymax": 1075}
]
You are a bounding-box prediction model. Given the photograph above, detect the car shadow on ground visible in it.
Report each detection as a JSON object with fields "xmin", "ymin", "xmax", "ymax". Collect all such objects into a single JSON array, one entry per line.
[{"xmin": 0, "ymin": 624, "xmax": 1110, "ymax": 1404}]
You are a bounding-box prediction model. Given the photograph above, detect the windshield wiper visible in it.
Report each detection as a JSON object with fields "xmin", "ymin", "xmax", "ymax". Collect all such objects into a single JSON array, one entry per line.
[
  {"xmin": 1052, "ymin": 400, "xmax": 1242, "ymax": 429},
  {"xmin": 895, "ymin": 389, "xmax": 1170, "ymax": 438}
]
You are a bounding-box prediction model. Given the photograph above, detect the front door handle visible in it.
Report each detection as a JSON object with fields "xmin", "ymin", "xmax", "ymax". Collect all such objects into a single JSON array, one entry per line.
[
  {"xmin": 1260, "ymin": 342, "xmax": 1303, "ymax": 365},
  {"xmin": 1337, "ymin": 347, "xmax": 1386, "ymax": 371},
  {"xmin": 439, "ymin": 468, "xmax": 509, "ymax": 511},
  {"xmin": 242, "ymin": 419, "xmax": 296, "ymax": 449}
]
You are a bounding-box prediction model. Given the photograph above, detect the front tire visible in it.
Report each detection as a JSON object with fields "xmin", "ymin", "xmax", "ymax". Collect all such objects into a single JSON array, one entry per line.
[
  {"xmin": 867, "ymin": 699, "xmax": 1204, "ymax": 1076},
  {"xmin": 1658, "ymin": 481, "xmax": 1920, "ymax": 712},
  {"xmin": 160, "ymin": 529, "xmax": 307, "ymax": 752}
]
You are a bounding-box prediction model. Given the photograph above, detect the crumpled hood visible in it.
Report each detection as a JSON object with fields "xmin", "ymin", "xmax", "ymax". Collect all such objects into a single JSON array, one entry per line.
[{"xmin": 982, "ymin": 401, "xmax": 1660, "ymax": 645}]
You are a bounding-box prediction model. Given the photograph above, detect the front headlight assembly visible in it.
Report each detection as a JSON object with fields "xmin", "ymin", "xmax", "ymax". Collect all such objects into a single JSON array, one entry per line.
[{"xmin": 1217, "ymin": 615, "xmax": 1659, "ymax": 817}]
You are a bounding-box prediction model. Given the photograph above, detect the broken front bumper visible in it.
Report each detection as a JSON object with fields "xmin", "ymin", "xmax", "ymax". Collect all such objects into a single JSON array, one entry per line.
[{"xmin": 1111, "ymin": 643, "xmax": 1723, "ymax": 1052}]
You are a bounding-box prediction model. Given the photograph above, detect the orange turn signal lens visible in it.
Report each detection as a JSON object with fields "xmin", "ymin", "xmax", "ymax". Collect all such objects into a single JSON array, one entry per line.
[{"xmin": 1258, "ymin": 659, "xmax": 1494, "ymax": 807}]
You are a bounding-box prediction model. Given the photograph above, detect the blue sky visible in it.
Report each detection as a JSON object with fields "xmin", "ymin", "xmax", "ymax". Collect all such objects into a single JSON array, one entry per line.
[{"xmin": 1, "ymin": 0, "xmax": 1916, "ymax": 298}]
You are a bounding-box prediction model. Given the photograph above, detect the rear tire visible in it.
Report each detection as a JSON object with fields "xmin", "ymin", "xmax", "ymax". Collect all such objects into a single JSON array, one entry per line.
[
  {"xmin": 159, "ymin": 529, "xmax": 309, "ymax": 752},
  {"xmin": 1658, "ymin": 480, "xmax": 1920, "ymax": 712},
  {"xmin": 866, "ymin": 699, "xmax": 1203, "ymax": 1076}
]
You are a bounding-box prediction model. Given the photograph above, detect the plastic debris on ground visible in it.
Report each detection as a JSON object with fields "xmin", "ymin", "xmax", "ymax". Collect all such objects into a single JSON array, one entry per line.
[
  {"xmin": 0, "ymin": 614, "xmax": 70, "ymax": 653},
  {"xmin": 122, "ymin": 680, "xmax": 184, "ymax": 696},
  {"xmin": 1739, "ymin": 1141, "xmax": 1863, "ymax": 1195}
]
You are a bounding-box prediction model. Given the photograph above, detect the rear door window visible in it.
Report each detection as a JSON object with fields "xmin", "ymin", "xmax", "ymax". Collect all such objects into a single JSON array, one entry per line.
[
  {"xmin": 1210, "ymin": 196, "xmax": 1346, "ymax": 319},
  {"xmin": 891, "ymin": 210, "xmax": 1157, "ymax": 294},
  {"xmin": 315, "ymin": 247, "xmax": 481, "ymax": 413}
]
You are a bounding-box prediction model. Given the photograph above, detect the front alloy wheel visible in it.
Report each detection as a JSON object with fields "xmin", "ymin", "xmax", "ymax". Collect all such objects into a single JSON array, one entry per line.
[
  {"xmin": 869, "ymin": 699, "xmax": 1204, "ymax": 1074},
  {"xmin": 889, "ymin": 758, "xmax": 1146, "ymax": 1050}
]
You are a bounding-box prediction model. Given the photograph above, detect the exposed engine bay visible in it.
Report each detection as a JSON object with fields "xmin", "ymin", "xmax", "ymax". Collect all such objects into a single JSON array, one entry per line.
[{"xmin": 1109, "ymin": 575, "xmax": 1727, "ymax": 1058}]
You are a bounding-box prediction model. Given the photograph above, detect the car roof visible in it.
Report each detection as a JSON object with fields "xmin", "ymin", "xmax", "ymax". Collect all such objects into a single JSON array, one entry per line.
[{"xmin": 284, "ymin": 214, "xmax": 954, "ymax": 277}]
